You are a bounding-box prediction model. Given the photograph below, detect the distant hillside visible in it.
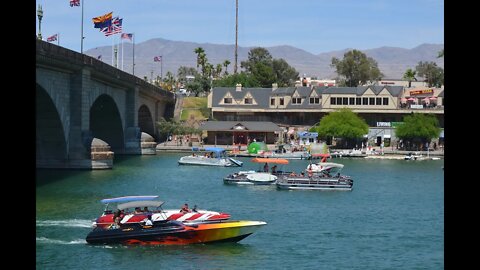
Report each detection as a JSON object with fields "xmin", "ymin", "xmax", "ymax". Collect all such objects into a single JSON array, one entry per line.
[{"xmin": 85, "ymin": 38, "xmax": 443, "ymax": 80}]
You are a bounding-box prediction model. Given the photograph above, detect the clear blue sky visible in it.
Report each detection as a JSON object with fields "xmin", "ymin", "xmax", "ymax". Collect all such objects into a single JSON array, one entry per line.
[{"xmin": 36, "ymin": 0, "xmax": 444, "ymax": 54}]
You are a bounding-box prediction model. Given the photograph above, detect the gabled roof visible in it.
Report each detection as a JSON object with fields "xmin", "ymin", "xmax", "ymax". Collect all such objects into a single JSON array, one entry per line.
[
  {"xmin": 212, "ymin": 87, "xmax": 271, "ymax": 108},
  {"xmin": 272, "ymin": 87, "xmax": 295, "ymax": 96},
  {"xmin": 200, "ymin": 121, "xmax": 283, "ymax": 132}
]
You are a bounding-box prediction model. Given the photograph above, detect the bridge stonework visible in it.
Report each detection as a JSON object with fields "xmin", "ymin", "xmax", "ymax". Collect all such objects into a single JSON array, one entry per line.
[{"xmin": 36, "ymin": 40, "xmax": 175, "ymax": 169}]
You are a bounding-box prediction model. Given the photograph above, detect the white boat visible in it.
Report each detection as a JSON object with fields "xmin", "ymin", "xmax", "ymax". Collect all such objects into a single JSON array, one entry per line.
[
  {"xmin": 276, "ymin": 153, "xmax": 353, "ymax": 191},
  {"xmin": 178, "ymin": 147, "xmax": 243, "ymax": 167},
  {"xmin": 258, "ymin": 144, "xmax": 311, "ymax": 160},
  {"xmin": 224, "ymin": 158, "xmax": 290, "ymax": 185},
  {"xmin": 404, "ymin": 152, "xmax": 423, "ymax": 160}
]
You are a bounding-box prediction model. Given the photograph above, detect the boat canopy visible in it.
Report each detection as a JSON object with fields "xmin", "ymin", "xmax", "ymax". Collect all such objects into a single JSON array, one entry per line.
[
  {"xmin": 251, "ymin": 158, "xmax": 289, "ymax": 164},
  {"xmin": 101, "ymin": 195, "xmax": 159, "ymax": 204},
  {"xmin": 204, "ymin": 147, "xmax": 226, "ymax": 153},
  {"xmin": 117, "ymin": 200, "xmax": 165, "ymax": 210}
]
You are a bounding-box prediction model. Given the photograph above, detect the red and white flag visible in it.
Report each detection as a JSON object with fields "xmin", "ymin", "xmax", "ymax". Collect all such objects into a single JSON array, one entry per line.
[{"xmin": 47, "ymin": 34, "xmax": 58, "ymax": 42}]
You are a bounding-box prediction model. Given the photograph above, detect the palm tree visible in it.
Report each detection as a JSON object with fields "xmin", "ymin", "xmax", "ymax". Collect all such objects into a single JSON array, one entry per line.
[
  {"xmin": 215, "ymin": 64, "xmax": 223, "ymax": 78},
  {"xmin": 194, "ymin": 47, "xmax": 205, "ymax": 71},
  {"xmin": 223, "ymin": 60, "xmax": 231, "ymax": 76},
  {"xmin": 403, "ymin": 68, "xmax": 417, "ymax": 88}
]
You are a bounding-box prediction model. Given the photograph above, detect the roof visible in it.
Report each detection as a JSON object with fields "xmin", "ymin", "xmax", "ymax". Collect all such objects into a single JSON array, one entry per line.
[
  {"xmin": 200, "ymin": 121, "xmax": 283, "ymax": 132},
  {"xmin": 117, "ymin": 200, "xmax": 165, "ymax": 210},
  {"xmin": 101, "ymin": 195, "xmax": 159, "ymax": 204}
]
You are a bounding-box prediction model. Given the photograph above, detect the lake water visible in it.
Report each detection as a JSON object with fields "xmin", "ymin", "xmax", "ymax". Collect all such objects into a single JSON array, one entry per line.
[{"xmin": 36, "ymin": 154, "xmax": 444, "ymax": 269}]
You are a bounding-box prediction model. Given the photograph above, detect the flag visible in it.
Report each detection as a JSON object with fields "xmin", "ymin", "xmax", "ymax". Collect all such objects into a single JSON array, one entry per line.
[
  {"xmin": 121, "ymin": 33, "xmax": 133, "ymax": 41},
  {"xmin": 47, "ymin": 34, "xmax": 58, "ymax": 42},
  {"xmin": 69, "ymin": 0, "xmax": 80, "ymax": 7},
  {"xmin": 92, "ymin": 12, "xmax": 113, "ymax": 29},
  {"xmin": 154, "ymin": 56, "xmax": 162, "ymax": 62},
  {"xmin": 101, "ymin": 17, "xmax": 122, "ymax": 36},
  {"xmin": 97, "ymin": 55, "xmax": 102, "ymax": 60}
]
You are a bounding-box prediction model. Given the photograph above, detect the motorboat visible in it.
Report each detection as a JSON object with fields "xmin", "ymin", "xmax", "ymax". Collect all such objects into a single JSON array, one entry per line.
[
  {"xmin": 93, "ymin": 196, "xmax": 231, "ymax": 229},
  {"xmin": 276, "ymin": 173, "xmax": 353, "ymax": 191},
  {"xmin": 276, "ymin": 154, "xmax": 353, "ymax": 190},
  {"xmin": 258, "ymin": 144, "xmax": 311, "ymax": 160},
  {"xmin": 223, "ymin": 158, "xmax": 290, "ymax": 185},
  {"xmin": 86, "ymin": 219, "xmax": 267, "ymax": 245},
  {"xmin": 404, "ymin": 152, "xmax": 423, "ymax": 160},
  {"xmin": 178, "ymin": 147, "xmax": 243, "ymax": 167}
]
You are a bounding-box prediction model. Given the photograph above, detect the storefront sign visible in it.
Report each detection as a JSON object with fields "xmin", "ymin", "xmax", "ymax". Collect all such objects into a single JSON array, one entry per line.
[
  {"xmin": 410, "ymin": 104, "xmax": 424, "ymax": 109},
  {"xmin": 410, "ymin": 89, "xmax": 433, "ymax": 96},
  {"xmin": 376, "ymin": 122, "xmax": 391, "ymax": 127}
]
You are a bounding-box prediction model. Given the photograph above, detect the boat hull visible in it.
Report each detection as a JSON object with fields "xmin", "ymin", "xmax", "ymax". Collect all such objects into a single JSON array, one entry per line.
[
  {"xmin": 86, "ymin": 220, "xmax": 266, "ymax": 245},
  {"xmin": 276, "ymin": 177, "xmax": 353, "ymax": 191}
]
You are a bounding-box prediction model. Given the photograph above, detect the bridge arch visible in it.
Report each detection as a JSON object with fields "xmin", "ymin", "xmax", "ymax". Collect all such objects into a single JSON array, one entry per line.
[
  {"xmin": 138, "ymin": 105, "xmax": 155, "ymax": 138},
  {"xmin": 90, "ymin": 94, "xmax": 125, "ymax": 152},
  {"xmin": 36, "ymin": 84, "xmax": 67, "ymax": 160}
]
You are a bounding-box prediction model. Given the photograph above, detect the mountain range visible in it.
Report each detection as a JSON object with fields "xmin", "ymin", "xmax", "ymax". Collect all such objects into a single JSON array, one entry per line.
[{"xmin": 85, "ymin": 38, "xmax": 444, "ymax": 80}]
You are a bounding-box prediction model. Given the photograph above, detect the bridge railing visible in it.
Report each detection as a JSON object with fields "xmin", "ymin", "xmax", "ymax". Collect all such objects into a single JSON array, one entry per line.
[{"xmin": 36, "ymin": 39, "xmax": 174, "ymax": 100}]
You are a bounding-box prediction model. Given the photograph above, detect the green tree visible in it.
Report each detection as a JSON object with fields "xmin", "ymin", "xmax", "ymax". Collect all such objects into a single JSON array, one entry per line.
[
  {"xmin": 395, "ymin": 113, "xmax": 441, "ymax": 150},
  {"xmin": 212, "ymin": 73, "xmax": 258, "ymax": 88},
  {"xmin": 403, "ymin": 68, "xmax": 417, "ymax": 88},
  {"xmin": 330, "ymin": 49, "xmax": 383, "ymax": 87},
  {"xmin": 415, "ymin": 61, "xmax": 444, "ymax": 88},
  {"xmin": 272, "ymin": 58, "xmax": 299, "ymax": 87},
  {"xmin": 311, "ymin": 108, "xmax": 369, "ymax": 148},
  {"xmin": 177, "ymin": 66, "xmax": 198, "ymax": 84},
  {"xmin": 241, "ymin": 47, "xmax": 273, "ymax": 73},
  {"xmin": 223, "ymin": 60, "xmax": 231, "ymax": 76},
  {"xmin": 194, "ymin": 47, "xmax": 205, "ymax": 70}
]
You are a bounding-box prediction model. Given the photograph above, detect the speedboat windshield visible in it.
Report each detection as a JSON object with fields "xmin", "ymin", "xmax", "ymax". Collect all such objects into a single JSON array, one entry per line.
[{"xmin": 101, "ymin": 195, "xmax": 159, "ymax": 204}]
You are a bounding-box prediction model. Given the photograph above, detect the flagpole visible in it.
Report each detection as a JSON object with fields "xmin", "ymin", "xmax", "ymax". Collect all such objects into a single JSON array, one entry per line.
[
  {"xmin": 122, "ymin": 35, "xmax": 124, "ymax": 71},
  {"xmin": 132, "ymin": 33, "xmax": 135, "ymax": 76},
  {"xmin": 111, "ymin": 35, "xmax": 114, "ymax": 66},
  {"xmin": 161, "ymin": 55, "xmax": 163, "ymax": 80},
  {"xmin": 57, "ymin": 33, "xmax": 60, "ymax": 46},
  {"xmin": 81, "ymin": 0, "xmax": 84, "ymax": 53}
]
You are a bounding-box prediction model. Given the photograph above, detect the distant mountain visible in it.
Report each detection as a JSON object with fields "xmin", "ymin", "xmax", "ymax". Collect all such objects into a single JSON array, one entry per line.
[{"xmin": 85, "ymin": 38, "xmax": 443, "ymax": 80}]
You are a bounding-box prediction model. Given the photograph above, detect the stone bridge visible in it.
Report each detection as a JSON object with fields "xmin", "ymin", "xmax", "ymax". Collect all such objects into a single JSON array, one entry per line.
[{"xmin": 36, "ymin": 40, "xmax": 175, "ymax": 169}]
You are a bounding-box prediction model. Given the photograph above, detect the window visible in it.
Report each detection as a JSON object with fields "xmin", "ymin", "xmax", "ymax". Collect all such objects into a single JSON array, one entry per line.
[
  {"xmin": 331, "ymin": 97, "xmax": 336, "ymax": 105},
  {"xmin": 336, "ymin": 97, "xmax": 343, "ymax": 105},
  {"xmin": 343, "ymin": 97, "xmax": 348, "ymax": 105},
  {"xmin": 292, "ymin": 98, "xmax": 301, "ymax": 104},
  {"xmin": 383, "ymin": 97, "xmax": 389, "ymax": 105},
  {"xmin": 349, "ymin": 97, "xmax": 355, "ymax": 105},
  {"xmin": 244, "ymin": 98, "xmax": 253, "ymax": 104},
  {"xmin": 310, "ymin": 97, "xmax": 319, "ymax": 104},
  {"xmin": 363, "ymin": 97, "xmax": 368, "ymax": 105},
  {"xmin": 270, "ymin": 98, "xmax": 275, "ymax": 106},
  {"xmin": 369, "ymin": 97, "xmax": 375, "ymax": 105},
  {"xmin": 356, "ymin": 97, "xmax": 362, "ymax": 105},
  {"xmin": 376, "ymin": 97, "xmax": 382, "ymax": 105},
  {"xmin": 224, "ymin": 98, "xmax": 232, "ymax": 104},
  {"xmin": 280, "ymin": 98, "xmax": 284, "ymax": 105}
]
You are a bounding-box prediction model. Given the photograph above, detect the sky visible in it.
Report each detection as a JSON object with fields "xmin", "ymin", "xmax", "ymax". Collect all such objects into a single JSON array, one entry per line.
[{"xmin": 35, "ymin": 0, "xmax": 444, "ymax": 55}]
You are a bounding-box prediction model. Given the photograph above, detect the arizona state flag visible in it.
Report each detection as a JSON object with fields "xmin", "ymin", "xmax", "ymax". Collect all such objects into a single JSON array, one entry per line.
[{"xmin": 92, "ymin": 12, "xmax": 113, "ymax": 28}]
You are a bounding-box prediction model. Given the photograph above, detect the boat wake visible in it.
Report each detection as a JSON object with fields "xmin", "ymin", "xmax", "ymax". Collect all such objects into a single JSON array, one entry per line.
[
  {"xmin": 36, "ymin": 237, "xmax": 87, "ymax": 245},
  {"xmin": 36, "ymin": 219, "xmax": 93, "ymax": 228}
]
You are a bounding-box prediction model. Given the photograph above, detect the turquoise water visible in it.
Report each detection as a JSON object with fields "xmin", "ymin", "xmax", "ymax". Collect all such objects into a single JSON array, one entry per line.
[{"xmin": 36, "ymin": 154, "xmax": 444, "ymax": 269}]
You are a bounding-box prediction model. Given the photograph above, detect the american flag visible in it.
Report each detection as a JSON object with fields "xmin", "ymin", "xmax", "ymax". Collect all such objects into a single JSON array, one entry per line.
[
  {"xmin": 154, "ymin": 56, "xmax": 162, "ymax": 62},
  {"xmin": 121, "ymin": 33, "xmax": 133, "ymax": 41},
  {"xmin": 69, "ymin": 0, "xmax": 80, "ymax": 7},
  {"xmin": 101, "ymin": 17, "xmax": 123, "ymax": 36},
  {"xmin": 47, "ymin": 34, "xmax": 58, "ymax": 42}
]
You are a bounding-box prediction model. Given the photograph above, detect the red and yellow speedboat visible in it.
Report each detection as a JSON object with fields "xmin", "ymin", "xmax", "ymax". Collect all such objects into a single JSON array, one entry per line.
[{"xmin": 86, "ymin": 219, "xmax": 267, "ymax": 245}]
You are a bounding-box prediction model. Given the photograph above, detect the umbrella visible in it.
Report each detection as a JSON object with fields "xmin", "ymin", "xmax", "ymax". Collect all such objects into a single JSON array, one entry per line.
[
  {"xmin": 429, "ymin": 96, "xmax": 437, "ymax": 100},
  {"xmin": 407, "ymin": 97, "xmax": 415, "ymax": 101},
  {"xmin": 400, "ymin": 97, "xmax": 407, "ymax": 103},
  {"xmin": 422, "ymin": 97, "xmax": 430, "ymax": 103}
]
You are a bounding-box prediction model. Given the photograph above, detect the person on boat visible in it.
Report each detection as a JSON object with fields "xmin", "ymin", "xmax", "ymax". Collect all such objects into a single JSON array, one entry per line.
[
  {"xmin": 192, "ymin": 205, "xmax": 198, "ymax": 212},
  {"xmin": 289, "ymin": 171, "xmax": 296, "ymax": 177},
  {"xmin": 263, "ymin": 163, "xmax": 269, "ymax": 172},
  {"xmin": 143, "ymin": 207, "xmax": 150, "ymax": 213},
  {"xmin": 271, "ymin": 165, "xmax": 277, "ymax": 174},
  {"xmin": 144, "ymin": 215, "xmax": 153, "ymax": 226},
  {"xmin": 134, "ymin": 207, "xmax": 143, "ymax": 214},
  {"xmin": 180, "ymin": 203, "xmax": 191, "ymax": 213}
]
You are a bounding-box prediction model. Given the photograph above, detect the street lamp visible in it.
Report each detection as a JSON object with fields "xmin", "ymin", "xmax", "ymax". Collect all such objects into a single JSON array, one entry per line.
[{"xmin": 37, "ymin": 5, "xmax": 43, "ymax": 40}]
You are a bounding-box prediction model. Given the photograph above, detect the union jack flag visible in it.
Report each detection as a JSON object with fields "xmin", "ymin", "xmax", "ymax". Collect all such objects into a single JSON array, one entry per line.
[
  {"xmin": 101, "ymin": 17, "xmax": 123, "ymax": 36},
  {"xmin": 154, "ymin": 56, "xmax": 162, "ymax": 62},
  {"xmin": 47, "ymin": 34, "xmax": 58, "ymax": 42},
  {"xmin": 69, "ymin": 0, "xmax": 80, "ymax": 7}
]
